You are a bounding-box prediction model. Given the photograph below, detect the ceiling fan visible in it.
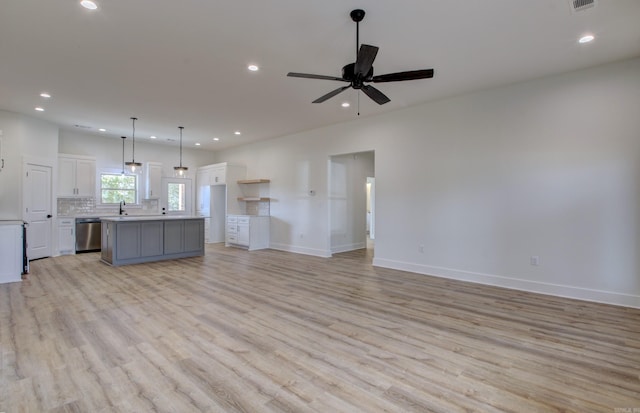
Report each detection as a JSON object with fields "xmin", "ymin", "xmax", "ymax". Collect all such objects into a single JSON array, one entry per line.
[{"xmin": 287, "ymin": 9, "xmax": 434, "ymax": 105}]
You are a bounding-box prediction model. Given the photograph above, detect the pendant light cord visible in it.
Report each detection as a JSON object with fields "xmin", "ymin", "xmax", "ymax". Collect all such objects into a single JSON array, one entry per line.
[
  {"xmin": 179, "ymin": 126, "xmax": 184, "ymax": 167},
  {"xmin": 121, "ymin": 136, "xmax": 125, "ymax": 174},
  {"xmin": 131, "ymin": 117, "xmax": 137, "ymax": 162}
]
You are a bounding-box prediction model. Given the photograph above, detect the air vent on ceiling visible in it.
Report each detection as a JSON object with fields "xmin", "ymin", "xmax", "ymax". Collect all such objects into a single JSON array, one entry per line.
[
  {"xmin": 73, "ymin": 124, "xmax": 92, "ymax": 129},
  {"xmin": 569, "ymin": 0, "xmax": 596, "ymax": 13}
]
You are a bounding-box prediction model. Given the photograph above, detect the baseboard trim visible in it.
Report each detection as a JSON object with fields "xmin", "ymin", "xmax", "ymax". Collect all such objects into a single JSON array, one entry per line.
[
  {"xmin": 331, "ymin": 242, "xmax": 366, "ymax": 254},
  {"xmin": 372, "ymin": 257, "xmax": 640, "ymax": 309},
  {"xmin": 270, "ymin": 243, "xmax": 332, "ymax": 258}
]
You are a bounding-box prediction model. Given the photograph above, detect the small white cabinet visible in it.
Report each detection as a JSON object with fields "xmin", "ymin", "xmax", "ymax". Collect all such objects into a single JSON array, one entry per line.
[
  {"xmin": 226, "ymin": 215, "xmax": 269, "ymax": 251},
  {"xmin": 145, "ymin": 162, "xmax": 162, "ymax": 198},
  {"xmin": 58, "ymin": 218, "xmax": 75, "ymax": 255},
  {"xmin": 0, "ymin": 222, "xmax": 24, "ymax": 284},
  {"xmin": 58, "ymin": 155, "xmax": 96, "ymax": 197},
  {"xmin": 210, "ymin": 166, "xmax": 226, "ymax": 185}
]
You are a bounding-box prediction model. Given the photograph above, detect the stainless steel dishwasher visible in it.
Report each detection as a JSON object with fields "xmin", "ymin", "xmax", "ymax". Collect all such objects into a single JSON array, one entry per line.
[{"xmin": 75, "ymin": 217, "xmax": 101, "ymax": 253}]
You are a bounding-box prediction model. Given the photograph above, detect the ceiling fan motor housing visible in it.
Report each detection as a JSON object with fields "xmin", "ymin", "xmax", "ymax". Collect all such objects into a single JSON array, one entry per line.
[{"xmin": 342, "ymin": 63, "xmax": 373, "ymax": 87}]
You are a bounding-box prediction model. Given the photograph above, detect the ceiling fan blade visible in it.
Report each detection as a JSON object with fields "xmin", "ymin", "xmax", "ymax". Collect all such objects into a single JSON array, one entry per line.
[
  {"xmin": 361, "ymin": 85, "xmax": 390, "ymax": 105},
  {"xmin": 312, "ymin": 86, "xmax": 351, "ymax": 103},
  {"xmin": 354, "ymin": 44, "xmax": 379, "ymax": 77},
  {"xmin": 372, "ymin": 68, "xmax": 434, "ymax": 83},
  {"xmin": 287, "ymin": 72, "xmax": 348, "ymax": 82}
]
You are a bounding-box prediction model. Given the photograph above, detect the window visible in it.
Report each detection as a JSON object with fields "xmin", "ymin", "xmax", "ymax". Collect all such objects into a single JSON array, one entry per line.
[
  {"xmin": 167, "ymin": 182, "xmax": 186, "ymax": 212},
  {"xmin": 100, "ymin": 173, "xmax": 137, "ymax": 204},
  {"xmin": 162, "ymin": 177, "xmax": 192, "ymax": 215}
]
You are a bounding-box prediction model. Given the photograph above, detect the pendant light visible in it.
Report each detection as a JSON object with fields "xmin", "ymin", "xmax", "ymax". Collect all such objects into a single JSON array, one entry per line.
[
  {"xmin": 173, "ymin": 126, "xmax": 188, "ymax": 176},
  {"xmin": 125, "ymin": 117, "xmax": 142, "ymax": 172},
  {"xmin": 120, "ymin": 136, "xmax": 126, "ymax": 175}
]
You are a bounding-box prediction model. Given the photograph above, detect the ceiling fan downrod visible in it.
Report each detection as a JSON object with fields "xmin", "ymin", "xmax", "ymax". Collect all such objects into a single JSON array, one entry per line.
[{"xmin": 350, "ymin": 9, "xmax": 365, "ymax": 59}]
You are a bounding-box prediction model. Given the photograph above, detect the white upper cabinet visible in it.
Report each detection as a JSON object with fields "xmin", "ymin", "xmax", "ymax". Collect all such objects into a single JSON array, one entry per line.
[
  {"xmin": 210, "ymin": 165, "xmax": 226, "ymax": 185},
  {"xmin": 58, "ymin": 155, "xmax": 96, "ymax": 197},
  {"xmin": 145, "ymin": 162, "xmax": 162, "ymax": 198}
]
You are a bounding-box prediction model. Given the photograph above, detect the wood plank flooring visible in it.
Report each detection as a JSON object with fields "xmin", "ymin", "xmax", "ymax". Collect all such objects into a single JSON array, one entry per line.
[{"xmin": 1, "ymin": 244, "xmax": 639, "ymax": 412}]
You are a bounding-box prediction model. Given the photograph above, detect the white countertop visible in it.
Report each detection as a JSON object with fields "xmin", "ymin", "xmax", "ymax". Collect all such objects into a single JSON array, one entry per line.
[
  {"xmin": 101, "ymin": 215, "xmax": 204, "ymax": 222},
  {"xmin": 0, "ymin": 220, "xmax": 25, "ymax": 226}
]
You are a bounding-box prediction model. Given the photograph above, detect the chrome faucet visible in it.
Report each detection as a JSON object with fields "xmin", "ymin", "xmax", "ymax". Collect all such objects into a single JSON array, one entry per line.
[{"xmin": 119, "ymin": 200, "xmax": 126, "ymax": 215}]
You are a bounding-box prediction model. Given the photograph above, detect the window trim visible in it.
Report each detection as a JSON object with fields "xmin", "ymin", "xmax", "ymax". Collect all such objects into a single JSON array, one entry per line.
[{"xmin": 99, "ymin": 169, "xmax": 140, "ymax": 205}]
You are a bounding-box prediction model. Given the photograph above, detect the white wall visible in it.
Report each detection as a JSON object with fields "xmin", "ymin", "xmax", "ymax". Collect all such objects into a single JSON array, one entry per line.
[
  {"xmin": 59, "ymin": 130, "xmax": 216, "ymax": 176},
  {"xmin": 217, "ymin": 57, "xmax": 640, "ymax": 307},
  {"xmin": 0, "ymin": 111, "xmax": 58, "ymax": 220}
]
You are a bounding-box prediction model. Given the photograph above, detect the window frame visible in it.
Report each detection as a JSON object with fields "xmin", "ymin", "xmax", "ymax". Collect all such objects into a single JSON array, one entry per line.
[{"xmin": 99, "ymin": 170, "xmax": 139, "ymax": 205}]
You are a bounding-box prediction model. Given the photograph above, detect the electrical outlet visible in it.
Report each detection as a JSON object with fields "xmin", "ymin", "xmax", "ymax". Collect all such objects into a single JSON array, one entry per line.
[{"xmin": 530, "ymin": 256, "xmax": 540, "ymax": 266}]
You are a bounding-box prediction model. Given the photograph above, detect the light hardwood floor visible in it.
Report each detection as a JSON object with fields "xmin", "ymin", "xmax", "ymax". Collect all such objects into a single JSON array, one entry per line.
[{"xmin": 1, "ymin": 244, "xmax": 639, "ymax": 412}]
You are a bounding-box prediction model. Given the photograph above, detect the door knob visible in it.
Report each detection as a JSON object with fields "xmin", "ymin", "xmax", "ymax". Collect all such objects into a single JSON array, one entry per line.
[{"xmin": 46, "ymin": 214, "xmax": 52, "ymax": 218}]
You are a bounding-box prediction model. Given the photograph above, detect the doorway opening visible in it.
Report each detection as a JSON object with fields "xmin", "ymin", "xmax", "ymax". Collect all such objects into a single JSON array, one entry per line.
[{"xmin": 329, "ymin": 150, "xmax": 375, "ymax": 257}]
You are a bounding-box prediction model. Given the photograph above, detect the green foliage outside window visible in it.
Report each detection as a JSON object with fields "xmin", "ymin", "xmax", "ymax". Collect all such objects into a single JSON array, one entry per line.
[
  {"xmin": 167, "ymin": 183, "xmax": 185, "ymax": 211},
  {"xmin": 101, "ymin": 173, "xmax": 137, "ymax": 204}
]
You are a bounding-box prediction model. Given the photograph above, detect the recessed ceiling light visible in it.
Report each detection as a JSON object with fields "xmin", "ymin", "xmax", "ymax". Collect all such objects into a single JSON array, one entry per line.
[
  {"xmin": 40, "ymin": 93, "xmax": 51, "ymax": 98},
  {"xmin": 341, "ymin": 102, "xmax": 350, "ymax": 108},
  {"xmin": 98, "ymin": 128, "xmax": 106, "ymax": 132},
  {"xmin": 80, "ymin": 0, "xmax": 98, "ymax": 10},
  {"xmin": 579, "ymin": 34, "xmax": 595, "ymax": 44},
  {"xmin": 34, "ymin": 107, "xmax": 44, "ymax": 112},
  {"xmin": 149, "ymin": 135, "xmax": 157, "ymax": 139},
  {"xmin": 195, "ymin": 142, "xmax": 201, "ymax": 146},
  {"xmin": 234, "ymin": 131, "xmax": 241, "ymax": 135},
  {"xmin": 248, "ymin": 64, "xmax": 259, "ymax": 72},
  {"xmin": 213, "ymin": 137, "xmax": 220, "ymax": 141}
]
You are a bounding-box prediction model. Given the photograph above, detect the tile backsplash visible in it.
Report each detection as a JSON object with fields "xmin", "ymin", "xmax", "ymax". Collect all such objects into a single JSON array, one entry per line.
[
  {"xmin": 57, "ymin": 198, "xmax": 160, "ymax": 217},
  {"xmin": 57, "ymin": 197, "xmax": 95, "ymax": 216}
]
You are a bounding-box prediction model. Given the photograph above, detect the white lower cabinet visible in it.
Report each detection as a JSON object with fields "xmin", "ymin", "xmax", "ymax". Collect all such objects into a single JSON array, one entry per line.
[
  {"xmin": 0, "ymin": 222, "xmax": 23, "ymax": 284},
  {"xmin": 226, "ymin": 215, "xmax": 269, "ymax": 250},
  {"xmin": 58, "ymin": 218, "xmax": 75, "ymax": 255}
]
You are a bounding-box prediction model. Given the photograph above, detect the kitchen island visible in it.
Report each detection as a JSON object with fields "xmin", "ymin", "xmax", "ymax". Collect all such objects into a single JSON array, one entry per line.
[{"xmin": 101, "ymin": 216, "xmax": 204, "ymax": 266}]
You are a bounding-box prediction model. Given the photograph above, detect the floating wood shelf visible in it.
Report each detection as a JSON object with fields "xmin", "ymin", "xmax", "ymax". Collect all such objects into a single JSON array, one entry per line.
[
  {"xmin": 237, "ymin": 179, "xmax": 270, "ymax": 184},
  {"xmin": 237, "ymin": 197, "xmax": 271, "ymax": 202}
]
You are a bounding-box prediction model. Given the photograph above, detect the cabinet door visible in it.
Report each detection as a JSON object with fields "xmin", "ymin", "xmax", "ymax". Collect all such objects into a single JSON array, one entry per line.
[
  {"xmin": 75, "ymin": 159, "xmax": 96, "ymax": 196},
  {"xmin": 211, "ymin": 167, "xmax": 226, "ymax": 185},
  {"xmin": 58, "ymin": 224, "xmax": 75, "ymax": 255},
  {"xmin": 196, "ymin": 169, "xmax": 209, "ymax": 187},
  {"xmin": 116, "ymin": 223, "xmax": 141, "ymax": 260},
  {"xmin": 237, "ymin": 222, "xmax": 249, "ymax": 246},
  {"xmin": 184, "ymin": 220, "xmax": 204, "ymax": 252},
  {"xmin": 146, "ymin": 163, "xmax": 162, "ymax": 198},
  {"xmin": 140, "ymin": 222, "xmax": 163, "ymax": 257},
  {"xmin": 58, "ymin": 157, "xmax": 77, "ymax": 196},
  {"xmin": 164, "ymin": 221, "xmax": 184, "ymax": 254}
]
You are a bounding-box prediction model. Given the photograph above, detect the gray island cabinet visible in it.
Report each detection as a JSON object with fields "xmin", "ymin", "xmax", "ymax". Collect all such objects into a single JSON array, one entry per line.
[{"xmin": 101, "ymin": 216, "xmax": 204, "ymax": 266}]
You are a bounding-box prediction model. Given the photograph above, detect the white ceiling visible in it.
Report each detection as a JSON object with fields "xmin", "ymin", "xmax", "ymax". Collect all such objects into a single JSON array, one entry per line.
[{"xmin": 1, "ymin": 0, "xmax": 639, "ymax": 151}]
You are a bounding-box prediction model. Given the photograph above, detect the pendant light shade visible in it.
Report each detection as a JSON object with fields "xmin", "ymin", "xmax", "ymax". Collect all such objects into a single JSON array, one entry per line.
[
  {"xmin": 124, "ymin": 117, "xmax": 142, "ymax": 172},
  {"xmin": 174, "ymin": 126, "xmax": 188, "ymax": 176}
]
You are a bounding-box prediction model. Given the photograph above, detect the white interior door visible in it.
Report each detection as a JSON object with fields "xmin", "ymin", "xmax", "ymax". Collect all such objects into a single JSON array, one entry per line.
[{"xmin": 25, "ymin": 163, "xmax": 52, "ymax": 259}]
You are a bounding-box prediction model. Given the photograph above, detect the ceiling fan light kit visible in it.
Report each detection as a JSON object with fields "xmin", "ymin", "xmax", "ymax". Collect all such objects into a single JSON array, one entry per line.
[{"xmin": 287, "ymin": 9, "xmax": 434, "ymax": 106}]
